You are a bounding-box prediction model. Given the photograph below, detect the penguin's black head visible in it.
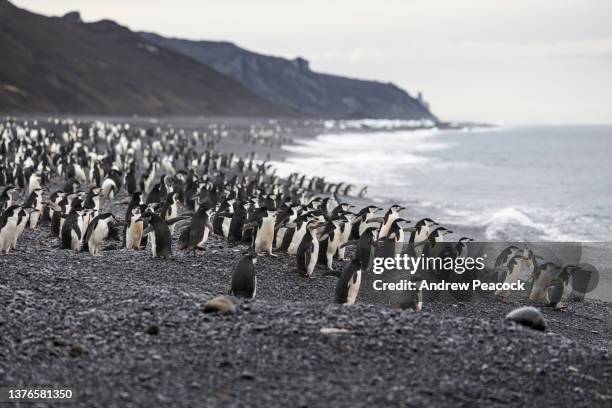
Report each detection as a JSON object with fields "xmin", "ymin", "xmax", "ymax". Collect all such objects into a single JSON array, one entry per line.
[
  {"xmin": 391, "ymin": 204, "xmax": 405, "ymax": 212},
  {"xmin": 433, "ymin": 227, "xmax": 452, "ymax": 236},
  {"xmin": 560, "ymin": 265, "xmax": 578, "ymax": 281},
  {"xmin": 363, "ymin": 225, "xmax": 379, "ymax": 234},
  {"xmin": 423, "ymin": 218, "xmax": 438, "ymax": 226}
]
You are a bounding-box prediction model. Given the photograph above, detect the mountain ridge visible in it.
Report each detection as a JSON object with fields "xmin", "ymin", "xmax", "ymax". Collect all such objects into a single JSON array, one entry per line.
[
  {"xmin": 0, "ymin": 1, "xmax": 290, "ymax": 117},
  {"xmin": 0, "ymin": 0, "xmax": 437, "ymax": 120},
  {"xmin": 141, "ymin": 32, "xmax": 437, "ymax": 121}
]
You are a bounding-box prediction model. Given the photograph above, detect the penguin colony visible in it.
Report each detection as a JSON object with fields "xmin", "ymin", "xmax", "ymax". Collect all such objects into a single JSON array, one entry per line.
[{"xmin": 0, "ymin": 118, "xmax": 582, "ymax": 311}]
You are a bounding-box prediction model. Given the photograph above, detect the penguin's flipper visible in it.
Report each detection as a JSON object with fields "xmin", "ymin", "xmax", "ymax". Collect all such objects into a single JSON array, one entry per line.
[
  {"xmin": 166, "ymin": 216, "xmax": 191, "ymax": 226},
  {"xmin": 402, "ymin": 227, "xmax": 417, "ymax": 232},
  {"xmin": 44, "ymin": 201, "xmax": 62, "ymax": 212},
  {"xmin": 142, "ymin": 226, "xmax": 153, "ymax": 237}
]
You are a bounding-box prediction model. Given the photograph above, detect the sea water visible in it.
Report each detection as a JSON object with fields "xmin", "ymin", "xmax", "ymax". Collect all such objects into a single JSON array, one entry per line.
[{"xmin": 273, "ymin": 125, "xmax": 612, "ymax": 242}]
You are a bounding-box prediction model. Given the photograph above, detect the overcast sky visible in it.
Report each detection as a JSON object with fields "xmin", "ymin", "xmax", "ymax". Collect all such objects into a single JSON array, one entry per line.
[{"xmin": 13, "ymin": 0, "xmax": 612, "ymax": 124}]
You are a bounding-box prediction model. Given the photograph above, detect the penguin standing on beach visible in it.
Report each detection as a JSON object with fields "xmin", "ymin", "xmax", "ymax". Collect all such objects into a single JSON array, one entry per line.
[
  {"xmin": 350, "ymin": 205, "xmax": 382, "ymax": 239},
  {"xmin": 335, "ymin": 258, "xmax": 362, "ymax": 305},
  {"xmin": 0, "ymin": 206, "xmax": 22, "ymax": 254},
  {"xmin": 125, "ymin": 205, "xmax": 145, "ymax": 250},
  {"xmin": 101, "ymin": 169, "xmax": 122, "ymax": 201},
  {"xmin": 543, "ymin": 265, "xmax": 576, "ymax": 309},
  {"xmin": 409, "ymin": 218, "xmax": 438, "ymax": 243},
  {"xmin": 454, "ymin": 237, "xmax": 474, "ymax": 258},
  {"xmin": 317, "ymin": 217, "xmax": 346, "ymax": 271},
  {"xmin": 23, "ymin": 187, "xmax": 44, "ymax": 229},
  {"xmin": 382, "ymin": 218, "xmax": 410, "ymax": 258},
  {"xmin": 243, "ymin": 208, "xmax": 278, "ymax": 256},
  {"xmin": 60, "ymin": 208, "xmax": 87, "ymax": 251},
  {"xmin": 495, "ymin": 245, "xmax": 524, "ymax": 283},
  {"xmin": 377, "ymin": 205, "xmax": 405, "ymax": 240},
  {"xmin": 0, "ymin": 185, "xmax": 18, "ymax": 212},
  {"xmin": 295, "ymin": 219, "xmax": 325, "ymax": 277},
  {"xmin": 160, "ymin": 192, "xmax": 181, "ymax": 233},
  {"xmin": 336, "ymin": 213, "xmax": 354, "ymax": 261},
  {"xmin": 230, "ymin": 252, "xmax": 257, "ymax": 299},
  {"xmin": 495, "ymin": 252, "xmax": 536, "ymax": 299},
  {"xmin": 141, "ymin": 212, "xmax": 189, "ymax": 259},
  {"xmin": 529, "ymin": 262, "xmax": 564, "ymax": 303},
  {"xmin": 286, "ymin": 214, "xmax": 318, "ymax": 256},
  {"xmin": 12, "ymin": 206, "xmax": 33, "ymax": 250},
  {"xmin": 126, "ymin": 161, "xmax": 138, "ymax": 195},
  {"xmin": 179, "ymin": 206, "xmax": 214, "ymax": 253},
  {"xmin": 82, "ymin": 213, "xmax": 121, "ymax": 256}
]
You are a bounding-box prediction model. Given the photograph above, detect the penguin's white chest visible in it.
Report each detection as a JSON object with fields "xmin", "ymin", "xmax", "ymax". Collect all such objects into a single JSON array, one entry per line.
[
  {"xmin": 415, "ymin": 227, "xmax": 429, "ymax": 243},
  {"xmin": 347, "ymin": 269, "xmax": 362, "ymax": 305},
  {"xmin": 126, "ymin": 221, "xmax": 142, "ymax": 249},
  {"xmin": 380, "ymin": 213, "xmax": 398, "ymax": 238},
  {"xmin": 198, "ymin": 227, "xmax": 210, "ymax": 247},
  {"xmin": 275, "ymin": 227, "xmax": 287, "ymax": 250},
  {"xmin": 91, "ymin": 222, "xmax": 109, "ymax": 245},
  {"xmin": 397, "ymin": 228, "xmax": 405, "ymax": 244},
  {"xmin": 255, "ymin": 217, "xmax": 275, "ymax": 251},
  {"xmin": 0, "ymin": 220, "xmax": 19, "ymax": 249},
  {"xmin": 221, "ymin": 217, "xmax": 231, "ymax": 238},
  {"xmin": 150, "ymin": 233, "xmax": 157, "ymax": 257},
  {"xmin": 359, "ymin": 214, "xmax": 374, "ymax": 235},
  {"xmin": 307, "ymin": 238, "xmax": 319, "ymax": 275},
  {"xmin": 288, "ymin": 224, "xmax": 307, "ymax": 255},
  {"xmin": 328, "ymin": 227, "xmax": 343, "ymax": 254}
]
